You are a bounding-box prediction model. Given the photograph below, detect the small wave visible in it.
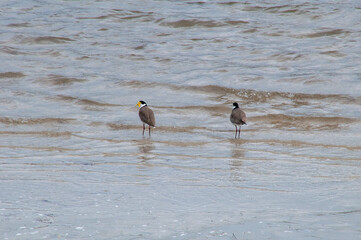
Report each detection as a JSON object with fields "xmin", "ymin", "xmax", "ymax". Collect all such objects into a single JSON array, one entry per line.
[
  {"xmin": 108, "ymin": 123, "xmax": 139, "ymax": 130},
  {"xmin": 77, "ymin": 10, "xmax": 154, "ymax": 21},
  {"xmin": 0, "ymin": 145, "xmax": 75, "ymax": 152},
  {"xmin": 185, "ymin": 1, "xmax": 241, "ymax": 6},
  {"xmin": 161, "ymin": 19, "xmax": 248, "ymax": 28},
  {"xmin": 161, "ymin": 19, "xmax": 223, "ymax": 28},
  {"xmin": 225, "ymin": 20, "xmax": 249, "ymax": 25},
  {"xmin": 54, "ymin": 95, "xmax": 120, "ymax": 107},
  {"xmin": 250, "ymin": 114, "xmax": 358, "ymax": 131},
  {"xmin": 171, "ymin": 105, "xmax": 229, "ymax": 114},
  {"xmin": 0, "ymin": 131, "xmax": 72, "ymax": 138},
  {"xmin": 270, "ymin": 52, "xmax": 304, "ymax": 62},
  {"xmin": 0, "ymin": 72, "xmax": 26, "ymax": 78},
  {"xmin": 320, "ymin": 50, "xmax": 346, "ymax": 57},
  {"xmin": 122, "ymin": 80, "xmax": 361, "ymax": 104},
  {"xmin": 243, "ymin": 3, "xmax": 314, "ymax": 15},
  {"xmin": 245, "ymin": 138, "xmax": 361, "ymax": 155},
  {"xmin": 38, "ymin": 75, "xmax": 87, "ymax": 86},
  {"xmin": 294, "ymin": 29, "xmax": 350, "ymax": 38},
  {"xmin": 0, "ymin": 117, "xmax": 75, "ymax": 125},
  {"xmin": 108, "ymin": 123, "xmax": 209, "ymax": 133},
  {"xmin": 0, "ymin": 46, "xmax": 26, "ymax": 55},
  {"xmin": 7, "ymin": 22, "xmax": 31, "ymax": 27},
  {"xmin": 77, "ymin": 14, "xmax": 118, "ymax": 20},
  {"xmin": 19, "ymin": 36, "xmax": 74, "ymax": 44}
]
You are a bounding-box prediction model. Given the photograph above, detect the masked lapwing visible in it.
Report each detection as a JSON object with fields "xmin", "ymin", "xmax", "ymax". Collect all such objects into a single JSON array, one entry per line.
[
  {"xmin": 230, "ymin": 102, "xmax": 246, "ymax": 138},
  {"xmin": 137, "ymin": 100, "xmax": 155, "ymax": 136}
]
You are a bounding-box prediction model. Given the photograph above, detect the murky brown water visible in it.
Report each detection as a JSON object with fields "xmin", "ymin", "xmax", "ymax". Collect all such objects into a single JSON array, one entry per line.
[{"xmin": 1, "ymin": 1, "xmax": 361, "ymax": 239}]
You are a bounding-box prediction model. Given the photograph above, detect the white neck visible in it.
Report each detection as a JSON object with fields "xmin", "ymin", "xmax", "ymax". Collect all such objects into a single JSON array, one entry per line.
[{"xmin": 139, "ymin": 104, "xmax": 147, "ymax": 109}]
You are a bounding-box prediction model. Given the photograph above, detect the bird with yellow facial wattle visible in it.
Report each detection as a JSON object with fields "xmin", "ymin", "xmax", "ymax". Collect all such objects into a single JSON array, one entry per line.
[{"xmin": 137, "ymin": 100, "xmax": 155, "ymax": 136}]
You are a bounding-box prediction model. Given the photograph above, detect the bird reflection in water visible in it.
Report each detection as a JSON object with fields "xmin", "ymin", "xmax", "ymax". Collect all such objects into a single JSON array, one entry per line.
[
  {"xmin": 137, "ymin": 139, "xmax": 155, "ymax": 163},
  {"xmin": 229, "ymin": 139, "xmax": 246, "ymax": 183}
]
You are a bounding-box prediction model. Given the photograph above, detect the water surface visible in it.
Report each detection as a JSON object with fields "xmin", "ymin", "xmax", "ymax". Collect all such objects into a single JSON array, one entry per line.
[{"xmin": 1, "ymin": 1, "xmax": 361, "ymax": 239}]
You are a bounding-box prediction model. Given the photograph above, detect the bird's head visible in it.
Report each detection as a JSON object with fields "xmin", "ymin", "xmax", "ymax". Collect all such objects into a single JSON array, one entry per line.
[
  {"xmin": 137, "ymin": 100, "xmax": 147, "ymax": 108},
  {"xmin": 233, "ymin": 102, "xmax": 239, "ymax": 109}
]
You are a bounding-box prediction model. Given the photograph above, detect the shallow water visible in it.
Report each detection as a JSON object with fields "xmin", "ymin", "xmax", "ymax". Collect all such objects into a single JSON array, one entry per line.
[{"xmin": 1, "ymin": 1, "xmax": 361, "ymax": 239}]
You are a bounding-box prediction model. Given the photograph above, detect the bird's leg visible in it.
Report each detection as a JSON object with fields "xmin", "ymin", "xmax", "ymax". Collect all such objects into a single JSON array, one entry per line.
[
  {"xmin": 234, "ymin": 125, "xmax": 238, "ymax": 139},
  {"xmin": 149, "ymin": 125, "xmax": 151, "ymax": 137},
  {"xmin": 238, "ymin": 126, "xmax": 241, "ymax": 138},
  {"xmin": 142, "ymin": 124, "xmax": 145, "ymax": 135}
]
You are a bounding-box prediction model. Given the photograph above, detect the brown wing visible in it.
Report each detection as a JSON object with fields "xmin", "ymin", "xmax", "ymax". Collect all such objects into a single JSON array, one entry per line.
[
  {"xmin": 139, "ymin": 106, "xmax": 155, "ymax": 127},
  {"xmin": 230, "ymin": 108, "xmax": 246, "ymax": 125},
  {"xmin": 239, "ymin": 109, "xmax": 246, "ymax": 124}
]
